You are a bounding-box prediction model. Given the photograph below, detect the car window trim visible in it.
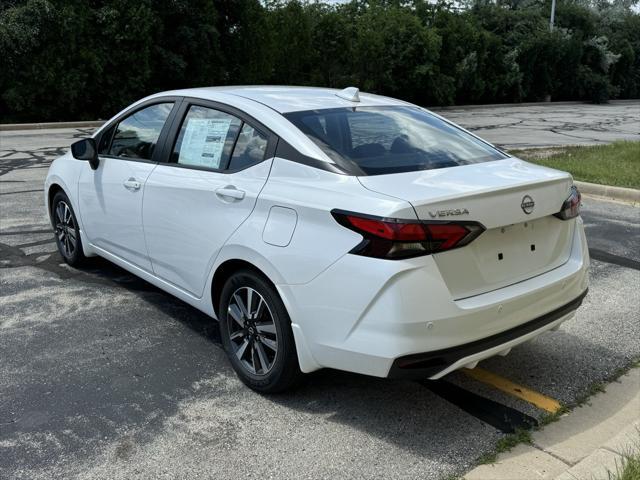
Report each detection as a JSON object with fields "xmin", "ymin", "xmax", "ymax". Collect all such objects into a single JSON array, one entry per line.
[
  {"xmin": 161, "ymin": 97, "xmax": 278, "ymax": 174},
  {"xmin": 98, "ymin": 124, "xmax": 116, "ymax": 155},
  {"xmin": 222, "ymin": 120, "xmax": 245, "ymax": 170},
  {"xmin": 94, "ymin": 97, "xmax": 183, "ymax": 164}
]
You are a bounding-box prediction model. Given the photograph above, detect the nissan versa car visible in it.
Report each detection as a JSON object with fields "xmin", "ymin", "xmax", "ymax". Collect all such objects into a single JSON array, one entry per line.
[{"xmin": 45, "ymin": 86, "xmax": 589, "ymax": 392}]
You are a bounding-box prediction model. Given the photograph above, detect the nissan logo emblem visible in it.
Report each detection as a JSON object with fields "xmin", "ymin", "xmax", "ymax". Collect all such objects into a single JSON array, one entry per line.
[{"xmin": 521, "ymin": 195, "xmax": 535, "ymax": 214}]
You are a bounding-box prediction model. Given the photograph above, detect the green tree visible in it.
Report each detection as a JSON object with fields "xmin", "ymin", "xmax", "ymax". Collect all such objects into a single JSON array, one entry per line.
[
  {"xmin": 150, "ymin": 0, "xmax": 224, "ymax": 90},
  {"xmin": 91, "ymin": 0, "xmax": 157, "ymax": 117},
  {"xmin": 0, "ymin": 0, "xmax": 99, "ymax": 121},
  {"xmin": 308, "ymin": 4, "xmax": 355, "ymax": 88},
  {"xmin": 350, "ymin": 2, "xmax": 444, "ymax": 105},
  {"xmin": 1, "ymin": 0, "xmax": 639, "ymax": 122},
  {"xmin": 265, "ymin": 0, "xmax": 313, "ymax": 84},
  {"xmin": 216, "ymin": 0, "xmax": 272, "ymax": 84}
]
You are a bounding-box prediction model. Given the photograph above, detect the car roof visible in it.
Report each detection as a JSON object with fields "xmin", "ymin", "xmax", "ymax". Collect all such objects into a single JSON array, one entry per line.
[{"xmin": 155, "ymin": 86, "xmax": 410, "ymax": 113}]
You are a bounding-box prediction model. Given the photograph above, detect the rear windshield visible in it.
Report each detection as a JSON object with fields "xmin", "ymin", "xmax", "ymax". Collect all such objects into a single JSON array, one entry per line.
[{"xmin": 285, "ymin": 106, "xmax": 507, "ymax": 175}]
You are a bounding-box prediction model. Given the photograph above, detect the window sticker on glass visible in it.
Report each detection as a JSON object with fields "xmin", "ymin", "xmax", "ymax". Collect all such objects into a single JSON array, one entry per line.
[{"xmin": 179, "ymin": 118, "xmax": 233, "ymax": 169}]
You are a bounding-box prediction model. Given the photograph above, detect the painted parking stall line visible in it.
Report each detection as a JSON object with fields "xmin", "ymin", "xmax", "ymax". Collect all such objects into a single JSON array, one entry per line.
[
  {"xmin": 463, "ymin": 367, "xmax": 562, "ymax": 413},
  {"xmin": 420, "ymin": 368, "xmax": 562, "ymax": 435}
]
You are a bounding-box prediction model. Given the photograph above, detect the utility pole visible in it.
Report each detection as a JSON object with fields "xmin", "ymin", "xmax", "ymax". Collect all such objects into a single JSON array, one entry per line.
[{"xmin": 550, "ymin": 0, "xmax": 556, "ymax": 31}]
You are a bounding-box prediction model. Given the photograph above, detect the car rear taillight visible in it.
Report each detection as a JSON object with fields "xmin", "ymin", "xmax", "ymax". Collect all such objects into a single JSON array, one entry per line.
[
  {"xmin": 554, "ymin": 186, "xmax": 581, "ymax": 220},
  {"xmin": 331, "ymin": 210, "xmax": 485, "ymax": 260}
]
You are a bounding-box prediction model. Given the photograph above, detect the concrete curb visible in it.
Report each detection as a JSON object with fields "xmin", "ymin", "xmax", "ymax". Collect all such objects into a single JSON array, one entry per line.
[
  {"xmin": 576, "ymin": 181, "xmax": 640, "ymax": 205},
  {"xmin": 464, "ymin": 368, "xmax": 640, "ymax": 480},
  {"xmin": 0, "ymin": 120, "xmax": 104, "ymax": 131}
]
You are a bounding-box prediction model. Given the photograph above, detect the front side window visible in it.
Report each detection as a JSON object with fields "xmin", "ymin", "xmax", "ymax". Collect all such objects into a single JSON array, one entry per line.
[
  {"xmin": 285, "ymin": 106, "xmax": 507, "ymax": 175},
  {"xmin": 108, "ymin": 103, "xmax": 173, "ymax": 160},
  {"xmin": 171, "ymin": 106, "xmax": 242, "ymax": 170}
]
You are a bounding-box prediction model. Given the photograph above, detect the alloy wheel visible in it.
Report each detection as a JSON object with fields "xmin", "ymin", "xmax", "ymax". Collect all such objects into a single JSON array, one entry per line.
[
  {"xmin": 55, "ymin": 201, "xmax": 77, "ymax": 258},
  {"xmin": 227, "ymin": 286, "xmax": 278, "ymax": 376}
]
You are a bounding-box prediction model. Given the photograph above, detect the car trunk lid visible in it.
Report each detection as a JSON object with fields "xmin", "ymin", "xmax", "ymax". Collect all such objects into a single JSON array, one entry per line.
[{"xmin": 358, "ymin": 159, "xmax": 575, "ymax": 299}]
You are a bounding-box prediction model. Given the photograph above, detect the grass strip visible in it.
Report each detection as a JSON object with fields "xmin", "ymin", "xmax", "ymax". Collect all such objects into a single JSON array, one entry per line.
[{"xmin": 509, "ymin": 141, "xmax": 640, "ymax": 189}]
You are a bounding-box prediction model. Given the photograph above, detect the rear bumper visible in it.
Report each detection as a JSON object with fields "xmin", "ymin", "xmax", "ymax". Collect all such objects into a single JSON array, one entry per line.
[
  {"xmin": 279, "ymin": 217, "xmax": 590, "ymax": 377},
  {"xmin": 388, "ymin": 288, "xmax": 587, "ymax": 379}
]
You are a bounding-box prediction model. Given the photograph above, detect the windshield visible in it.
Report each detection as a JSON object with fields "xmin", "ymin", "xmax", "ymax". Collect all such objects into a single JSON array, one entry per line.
[{"xmin": 285, "ymin": 106, "xmax": 507, "ymax": 175}]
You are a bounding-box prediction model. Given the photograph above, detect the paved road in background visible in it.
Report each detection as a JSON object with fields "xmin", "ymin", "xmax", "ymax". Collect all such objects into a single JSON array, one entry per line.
[
  {"xmin": 0, "ymin": 119, "xmax": 638, "ymax": 479},
  {"xmin": 433, "ymin": 100, "xmax": 640, "ymax": 149}
]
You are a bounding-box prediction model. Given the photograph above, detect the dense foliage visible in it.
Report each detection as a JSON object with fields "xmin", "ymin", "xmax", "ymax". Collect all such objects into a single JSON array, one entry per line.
[{"xmin": 1, "ymin": 0, "xmax": 638, "ymax": 122}]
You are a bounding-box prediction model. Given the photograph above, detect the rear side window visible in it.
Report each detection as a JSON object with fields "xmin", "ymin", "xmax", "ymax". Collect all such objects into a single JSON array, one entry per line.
[
  {"xmin": 108, "ymin": 103, "xmax": 173, "ymax": 160},
  {"xmin": 171, "ymin": 105, "xmax": 242, "ymax": 169},
  {"xmin": 171, "ymin": 105, "xmax": 268, "ymax": 171},
  {"xmin": 285, "ymin": 106, "xmax": 507, "ymax": 175},
  {"xmin": 228, "ymin": 124, "xmax": 268, "ymax": 170}
]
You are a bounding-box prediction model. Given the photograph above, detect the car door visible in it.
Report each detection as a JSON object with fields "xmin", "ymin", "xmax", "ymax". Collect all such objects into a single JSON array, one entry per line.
[
  {"xmin": 142, "ymin": 100, "xmax": 277, "ymax": 297},
  {"xmin": 77, "ymin": 100, "xmax": 178, "ymax": 272}
]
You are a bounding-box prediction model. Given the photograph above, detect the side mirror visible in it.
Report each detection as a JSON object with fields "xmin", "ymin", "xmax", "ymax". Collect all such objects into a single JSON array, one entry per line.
[{"xmin": 71, "ymin": 138, "xmax": 99, "ymax": 170}]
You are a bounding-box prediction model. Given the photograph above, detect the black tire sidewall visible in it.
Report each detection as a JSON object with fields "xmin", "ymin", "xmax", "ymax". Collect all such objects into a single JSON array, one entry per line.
[
  {"xmin": 219, "ymin": 269, "xmax": 300, "ymax": 393},
  {"xmin": 52, "ymin": 191, "xmax": 84, "ymax": 266}
]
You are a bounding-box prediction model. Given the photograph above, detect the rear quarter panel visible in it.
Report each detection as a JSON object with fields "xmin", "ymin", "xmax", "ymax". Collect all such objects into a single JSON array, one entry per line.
[{"xmin": 215, "ymin": 158, "xmax": 417, "ymax": 286}]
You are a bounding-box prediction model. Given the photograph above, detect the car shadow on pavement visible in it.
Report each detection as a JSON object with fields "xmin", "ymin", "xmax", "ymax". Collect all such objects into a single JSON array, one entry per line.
[
  {"xmin": 2, "ymin": 250, "xmax": 637, "ymax": 477},
  {"xmin": 4, "ymin": 252, "xmax": 494, "ymax": 469}
]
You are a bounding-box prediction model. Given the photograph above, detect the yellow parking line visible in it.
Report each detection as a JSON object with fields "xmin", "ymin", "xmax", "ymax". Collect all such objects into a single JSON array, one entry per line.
[{"xmin": 463, "ymin": 367, "xmax": 562, "ymax": 413}]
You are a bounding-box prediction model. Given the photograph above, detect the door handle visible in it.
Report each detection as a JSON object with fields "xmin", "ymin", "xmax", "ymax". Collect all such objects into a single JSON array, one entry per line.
[
  {"xmin": 216, "ymin": 186, "xmax": 245, "ymax": 201},
  {"xmin": 123, "ymin": 178, "xmax": 141, "ymax": 191}
]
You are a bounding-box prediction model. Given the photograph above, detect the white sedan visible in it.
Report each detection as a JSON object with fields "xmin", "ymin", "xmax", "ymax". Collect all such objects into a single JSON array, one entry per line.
[{"xmin": 45, "ymin": 86, "xmax": 589, "ymax": 392}]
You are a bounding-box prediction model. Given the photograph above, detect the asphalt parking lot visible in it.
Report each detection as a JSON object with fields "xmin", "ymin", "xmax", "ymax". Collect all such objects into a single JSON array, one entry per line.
[
  {"xmin": 435, "ymin": 100, "xmax": 640, "ymax": 148},
  {"xmin": 1, "ymin": 117, "xmax": 639, "ymax": 479}
]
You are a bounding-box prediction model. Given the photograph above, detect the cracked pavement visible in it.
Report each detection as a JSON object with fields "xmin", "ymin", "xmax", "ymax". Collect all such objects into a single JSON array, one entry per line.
[{"xmin": 1, "ymin": 103, "xmax": 639, "ymax": 480}]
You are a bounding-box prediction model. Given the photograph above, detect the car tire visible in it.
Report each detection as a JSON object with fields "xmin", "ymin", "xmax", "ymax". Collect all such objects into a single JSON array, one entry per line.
[
  {"xmin": 51, "ymin": 191, "xmax": 86, "ymax": 267},
  {"xmin": 219, "ymin": 269, "xmax": 301, "ymax": 393}
]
